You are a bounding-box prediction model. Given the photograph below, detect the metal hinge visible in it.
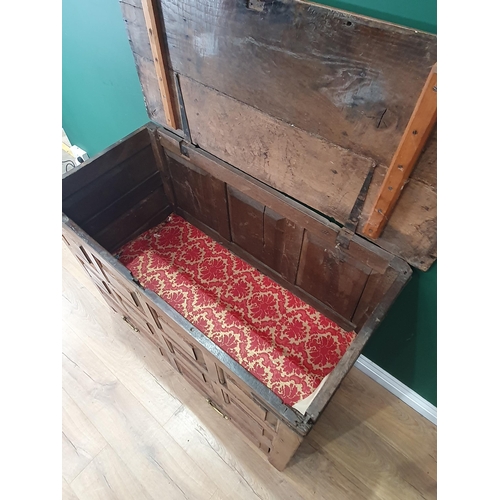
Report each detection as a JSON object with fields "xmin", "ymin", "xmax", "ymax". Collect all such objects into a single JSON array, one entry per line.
[
  {"xmin": 336, "ymin": 227, "xmax": 354, "ymax": 250},
  {"xmin": 174, "ymin": 72, "xmax": 192, "ymax": 144},
  {"xmin": 179, "ymin": 140, "xmax": 190, "ymax": 158},
  {"xmin": 336, "ymin": 162, "xmax": 376, "ymax": 249}
]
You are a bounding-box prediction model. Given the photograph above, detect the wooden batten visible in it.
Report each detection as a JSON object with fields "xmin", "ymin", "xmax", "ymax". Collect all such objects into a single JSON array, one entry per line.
[
  {"xmin": 362, "ymin": 64, "xmax": 437, "ymax": 239},
  {"xmin": 140, "ymin": 0, "xmax": 179, "ymax": 129},
  {"xmin": 120, "ymin": 0, "xmax": 437, "ymax": 272}
]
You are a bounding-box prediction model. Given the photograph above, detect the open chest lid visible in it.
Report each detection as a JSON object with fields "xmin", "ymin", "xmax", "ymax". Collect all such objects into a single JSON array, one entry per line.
[{"xmin": 120, "ymin": 0, "xmax": 437, "ymax": 271}]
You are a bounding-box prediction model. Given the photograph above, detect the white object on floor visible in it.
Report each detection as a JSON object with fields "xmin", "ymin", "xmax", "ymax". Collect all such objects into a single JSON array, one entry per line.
[{"xmin": 62, "ymin": 128, "xmax": 88, "ymax": 174}]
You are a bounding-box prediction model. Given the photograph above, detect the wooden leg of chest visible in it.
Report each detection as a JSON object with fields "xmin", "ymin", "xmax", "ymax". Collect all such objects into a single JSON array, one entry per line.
[{"xmin": 268, "ymin": 421, "xmax": 304, "ymax": 471}]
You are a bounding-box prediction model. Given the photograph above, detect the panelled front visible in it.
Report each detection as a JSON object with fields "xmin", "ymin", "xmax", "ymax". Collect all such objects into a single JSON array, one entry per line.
[{"xmin": 62, "ymin": 226, "xmax": 287, "ymax": 457}]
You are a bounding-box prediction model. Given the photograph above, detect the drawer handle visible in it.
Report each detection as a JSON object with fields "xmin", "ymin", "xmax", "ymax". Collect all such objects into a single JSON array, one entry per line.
[
  {"xmin": 121, "ymin": 316, "xmax": 139, "ymax": 332},
  {"xmin": 206, "ymin": 399, "xmax": 228, "ymax": 419}
]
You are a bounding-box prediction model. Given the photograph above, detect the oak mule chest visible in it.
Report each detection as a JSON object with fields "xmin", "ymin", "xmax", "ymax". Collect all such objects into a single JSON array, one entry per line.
[{"xmin": 62, "ymin": 0, "xmax": 436, "ymax": 470}]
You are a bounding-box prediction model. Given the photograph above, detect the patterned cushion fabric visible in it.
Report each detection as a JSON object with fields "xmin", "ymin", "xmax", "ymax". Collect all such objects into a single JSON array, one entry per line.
[{"xmin": 117, "ymin": 214, "xmax": 355, "ymax": 406}]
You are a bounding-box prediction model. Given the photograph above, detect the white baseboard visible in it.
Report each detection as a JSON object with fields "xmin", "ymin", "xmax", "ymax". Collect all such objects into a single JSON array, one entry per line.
[{"xmin": 354, "ymin": 355, "xmax": 437, "ymax": 425}]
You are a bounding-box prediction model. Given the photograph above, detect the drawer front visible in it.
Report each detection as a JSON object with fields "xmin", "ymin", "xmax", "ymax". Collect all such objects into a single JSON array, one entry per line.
[
  {"xmin": 224, "ymin": 373, "xmax": 279, "ymax": 432},
  {"xmin": 121, "ymin": 307, "xmax": 165, "ymax": 350},
  {"xmin": 172, "ymin": 353, "xmax": 217, "ymax": 399},
  {"xmin": 157, "ymin": 315, "xmax": 204, "ymax": 367},
  {"xmin": 104, "ymin": 270, "xmax": 148, "ymax": 317},
  {"xmin": 220, "ymin": 390, "xmax": 274, "ymax": 454}
]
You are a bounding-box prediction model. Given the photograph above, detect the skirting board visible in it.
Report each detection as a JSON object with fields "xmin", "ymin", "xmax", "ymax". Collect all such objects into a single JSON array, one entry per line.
[{"xmin": 354, "ymin": 355, "xmax": 437, "ymax": 425}]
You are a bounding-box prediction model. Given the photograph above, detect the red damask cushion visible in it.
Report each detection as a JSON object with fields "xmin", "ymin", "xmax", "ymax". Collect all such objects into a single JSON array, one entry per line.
[{"xmin": 117, "ymin": 214, "xmax": 355, "ymax": 406}]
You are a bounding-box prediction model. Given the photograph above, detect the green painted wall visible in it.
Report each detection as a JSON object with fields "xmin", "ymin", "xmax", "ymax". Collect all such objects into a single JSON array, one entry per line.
[
  {"xmin": 62, "ymin": 0, "xmax": 148, "ymax": 157},
  {"xmin": 62, "ymin": 0, "xmax": 437, "ymax": 406},
  {"xmin": 363, "ymin": 264, "xmax": 437, "ymax": 405}
]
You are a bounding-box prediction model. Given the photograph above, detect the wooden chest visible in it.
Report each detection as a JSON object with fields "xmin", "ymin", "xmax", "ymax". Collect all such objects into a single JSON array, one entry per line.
[{"xmin": 62, "ymin": 0, "xmax": 436, "ymax": 470}]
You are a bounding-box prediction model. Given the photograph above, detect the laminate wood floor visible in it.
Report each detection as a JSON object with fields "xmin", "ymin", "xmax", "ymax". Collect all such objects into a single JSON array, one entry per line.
[{"xmin": 62, "ymin": 243, "xmax": 437, "ymax": 500}]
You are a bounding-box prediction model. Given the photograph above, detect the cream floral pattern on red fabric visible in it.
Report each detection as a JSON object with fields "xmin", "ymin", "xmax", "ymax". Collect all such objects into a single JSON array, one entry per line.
[{"xmin": 117, "ymin": 214, "xmax": 356, "ymax": 406}]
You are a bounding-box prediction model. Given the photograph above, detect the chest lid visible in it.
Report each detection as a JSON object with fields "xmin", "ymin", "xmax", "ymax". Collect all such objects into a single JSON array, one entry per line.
[{"xmin": 120, "ymin": 0, "xmax": 437, "ymax": 271}]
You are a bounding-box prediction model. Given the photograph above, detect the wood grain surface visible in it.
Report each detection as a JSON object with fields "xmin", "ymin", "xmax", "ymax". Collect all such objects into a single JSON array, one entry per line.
[
  {"xmin": 62, "ymin": 243, "xmax": 436, "ymax": 499},
  {"xmin": 178, "ymin": 77, "xmax": 437, "ymax": 270},
  {"xmin": 141, "ymin": 0, "xmax": 179, "ymax": 129},
  {"xmin": 362, "ymin": 64, "xmax": 437, "ymax": 239},
  {"xmin": 181, "ymin": 75, "xmax": 375, "ymax": 226},
  {"xmin": 123, "ymin": 0, "xmax": 436, "ymax": 165}
]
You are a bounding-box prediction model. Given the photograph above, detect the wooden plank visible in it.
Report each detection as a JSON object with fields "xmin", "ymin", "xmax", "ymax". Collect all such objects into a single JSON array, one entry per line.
[
  {"xmin": 62, "ymin": 478, "xmax": 79, "ymax": 500},
  {"xmin": 62, "ymin": 389, "xmax": 107, "ymax": 483},
  {"xmin": 359, "ymin": 170, "xmax": 437, "ymax": 270},
  {"xmin": 362, "ymin": 64, "xmax": 437, "ymax": 239},
  {"xmin": 140, "ymin": 0, "xmax": 178, "ymax": 129},
  {"xmin": 62, "ymin": 327, "xmax": 223, "ymax": 500},
  {"xmin": 288, "ymin": 440, "xmax": 376, "ymax": 500},
  {"xmin": 62, "ymin": 127, "xmax": 151, "ymax": 199},
  {"xmin": 351, "ymin": 267, "xmax": 400, "ymax": 327},
  {"xmin": 82, "ymin": 172, "xmax": 163, "ymax": 236},
  {"xmin": 120, "ymin": 3, "xmax": 166, "ymax": 128},
  {"xmin": 93, "ymin": 187, "xmax": 170, "ymax": 251},
  {"xmin": 63, "ymin": 146, "xmax": 158, "ymax": 226},
  {"xmin": 135, "ymin": 51, "xmax": 166, "ymax": 125},
  {"xmin": 333, "ymin": 367, "xmax": 437, "ymax": 483},
  {"xmin": 121, "ymin": 1, "xmax": 152, "ymax": 54},
  {"xmin": 147, "ymin": 127, "xmax": 176, "ymax": 204},
  {"xmin": 131, "ymin": 0, "xmax": 436, "ymax": 166},
  {"xmin": 263, "ymin": 207, "xmax": 304, "ymax": 284},
  {"xmin": 163, "ymin": 405, "xmax": 270, "ymax": 500},
  {"xmin": 296, "ymin": 231, "xmax": 371, "ymax": 320},
  {"xmin": 308, "ymin": 403, "xmax": 435, "ymax": 499},
  {"xmin": 180, "ymin": 75, "xmax": 375, "ymax": 226},
  {"xmin": 168, "ymin": 155, "xmax": 231, "ymax": 240},
  {"xmin": 227, "ymin": 186, "xmax": 266, "ymax": 260},
  {"xmin": 71, "ymin": 446, "xmax": 155, "ymax": 500},
  {"xmin": 169, "ymin": 403, "xmax": 307, "ymax": 499}
]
